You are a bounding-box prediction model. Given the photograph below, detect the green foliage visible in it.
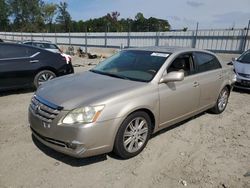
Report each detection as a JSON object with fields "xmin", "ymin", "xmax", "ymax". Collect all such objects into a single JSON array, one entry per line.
[
  {"xmin": 56, "ymin": 2, "xmax": 71, "ymax": 32},
  {"xmin": 1, "ymin": 0, "xmax": 171, "ymax": 32},
  {"xmin": 8, "ymin": 0, "xmax": 44, "ymax": 32},
  {"xmin": 0, "ymin": 0, "xmax": 10, "ymax": 31},
  {"xmin": 42, "ymin": 3, "xmax": 57, "ymax": 32}
]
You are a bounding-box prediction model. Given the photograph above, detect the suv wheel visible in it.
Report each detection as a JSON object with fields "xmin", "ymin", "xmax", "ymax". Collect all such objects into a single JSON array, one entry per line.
[
  {"xmin": 34, "ymin": 70, "xmax": 56, "ymax": 88},
  {"xmin": 113, "ymin": 111, "xmax": 151, "ymax": 159}
]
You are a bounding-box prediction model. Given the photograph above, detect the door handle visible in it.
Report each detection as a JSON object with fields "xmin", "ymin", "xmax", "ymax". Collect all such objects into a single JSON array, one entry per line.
[
  {"xmin": 218, "ymin": 74, "xmax": 223, "ymax": 79},
  {"xmin": 193, "ymin": 82, "xmax": 200, "ymax": 87},
  {"xmin": 30, "ymin": 60, "xmax": 39, "ymax": 63}
]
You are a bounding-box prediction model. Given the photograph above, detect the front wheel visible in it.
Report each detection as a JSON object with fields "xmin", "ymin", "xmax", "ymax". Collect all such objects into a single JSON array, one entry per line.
[
  {"xmin": 34, "ymin": 70, "xmax": 56, "ymax": 88},
  {"xmin": 113, "ymin": 111, "xmax": 152, "ymax": 159},
  {"xmin": 210, "ymin": 87, "xmax": 230, "ymax": 114}
]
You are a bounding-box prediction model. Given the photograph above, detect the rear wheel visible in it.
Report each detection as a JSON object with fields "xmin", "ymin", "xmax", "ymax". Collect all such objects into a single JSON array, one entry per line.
[
  {"xmin": 113, "ymin": 111, "xmax": 151, "ymax": 159},
  {"xmin": 210, "ymin": 87, "xmax": 229, "ymax": 114},
  {"xmin": 34, "ymin": 70, "xmax": 56, "ymax": 88}
]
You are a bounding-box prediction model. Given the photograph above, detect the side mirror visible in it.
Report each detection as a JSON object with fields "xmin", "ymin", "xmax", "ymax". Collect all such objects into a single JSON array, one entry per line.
[
  {"xmin": 159, "ymin": 71, "xmax": 184, "ymax": 84},
  {"xmin": 227, "ymin": 62, "xmax": 233, "ymax": 66},
  {"xmin": 232, "ymin": 57, "xmax": 237, "ymax": 61}
]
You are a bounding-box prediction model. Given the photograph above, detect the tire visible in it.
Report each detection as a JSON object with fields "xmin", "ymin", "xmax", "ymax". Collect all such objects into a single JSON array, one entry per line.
[
  {"xmin": 210, "ymin": 87, "xmax": 230, "ymax": 114},
  {"xmin": 33, "ymin": 70, "xmax": 56, "ymax": 88},
  {"xmin": 113, "ymin": 111, "xmax": 152, "ymax": 159}
]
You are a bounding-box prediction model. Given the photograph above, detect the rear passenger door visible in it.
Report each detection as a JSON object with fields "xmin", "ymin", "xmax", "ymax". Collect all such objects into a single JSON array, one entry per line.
[
  {"xmin": 0, "ymin": 44, "xmax": 38, "ymax": 89},
  {"xmin": 193, "ymin": 52, "xmax": 223, "ymax": 108}
]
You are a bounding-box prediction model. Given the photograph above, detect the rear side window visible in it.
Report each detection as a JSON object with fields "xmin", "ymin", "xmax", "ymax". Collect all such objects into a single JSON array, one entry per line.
[
  {"xmin": 194, "ymin": 52, "xmax": 221, "ymax": 73},
  {"xmin": 0, "ymin": 44, "xmax": 37, "ymax": 59}
]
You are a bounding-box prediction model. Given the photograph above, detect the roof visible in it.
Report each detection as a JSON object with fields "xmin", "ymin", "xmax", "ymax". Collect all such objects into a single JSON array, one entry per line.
[{"xmin": 126, "ymin": 46, "xmax": 213, "ymax": 54}]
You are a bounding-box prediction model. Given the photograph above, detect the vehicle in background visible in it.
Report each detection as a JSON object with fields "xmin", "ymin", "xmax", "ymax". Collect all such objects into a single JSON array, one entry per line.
[
  {"xmin": 0, "ymin": 43, "xmax": 74, "ymax": 90},
  {"xmin": 29, "ymin": 47, "xmax": 234, "ymax": 159},
  {"xmin": 231, "ymin": 49, "xmax": 250, "ymax": 90},
  {"xmin": 22, "ymin": 41, "xmax": 72, "ymax": 65}
]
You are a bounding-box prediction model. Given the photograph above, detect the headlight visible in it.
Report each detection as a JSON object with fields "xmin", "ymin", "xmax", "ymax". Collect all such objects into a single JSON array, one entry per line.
[{"xmin": 60, "ymin": 105, "xmax": 105, "ymax": 125}]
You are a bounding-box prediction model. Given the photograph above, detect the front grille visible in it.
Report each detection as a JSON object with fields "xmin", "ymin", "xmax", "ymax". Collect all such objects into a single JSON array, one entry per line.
[
  {"xmin": 29, "ymin": 96, "xmax": 63, "ymax": 123},
  {"xmin": 238, "ymin": 73, "xmax": 250, "ymax": 78}
]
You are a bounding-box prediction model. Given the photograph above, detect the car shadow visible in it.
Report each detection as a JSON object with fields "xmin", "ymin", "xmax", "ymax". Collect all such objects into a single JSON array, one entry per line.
[
  {"xmin": 0, "ymin": 88, "xmax": 35, "ymax": 97},
  {"xmin": 150, "ymin": 111, "xmax": 206, "ymax": 139},
  {"xmin": 32, "ymin": 134, "xmax": 108, "ymax": 167}
]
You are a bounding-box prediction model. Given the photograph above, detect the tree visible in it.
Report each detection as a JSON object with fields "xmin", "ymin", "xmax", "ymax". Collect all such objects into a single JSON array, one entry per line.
[
  {"xmin": 56, "ymin": 1, "xmax": 71, "ymax": 32},
  {"xmin": 8, "ymin": 0, "xmax": 44, "ymax": 32},
  {"xmin": 0, "ymin": 0, "xmax": 10, "ymax": 31},
  {"xmin": 42, "ymin": 3, "xmax": 57, "ymax": 32},
  {"xmin": 135, "ymin": 12, "xmax": 144, "ymax": 21},
  {"xmin": 105, "ymin": 11, "xmax": 121, "ymax": 32}
]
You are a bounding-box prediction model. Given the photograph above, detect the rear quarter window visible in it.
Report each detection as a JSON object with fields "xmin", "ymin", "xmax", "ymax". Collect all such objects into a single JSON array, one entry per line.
[{"xmin": 194, "ymin": 52, "xmax": 221, "ymax": 73}]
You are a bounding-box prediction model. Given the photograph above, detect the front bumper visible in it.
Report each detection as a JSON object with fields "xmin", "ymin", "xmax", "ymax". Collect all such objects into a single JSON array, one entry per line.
[
  {"xmin": 234, "ymin": 76, "xmax": 250, "ymax": 90},
  {"xmin": 58, "ymin": 62, "xmax": 74, "ymax": 76},
  {"xmin": 29, "ymin": 108, "xmax": 123, "ymax": 158}
]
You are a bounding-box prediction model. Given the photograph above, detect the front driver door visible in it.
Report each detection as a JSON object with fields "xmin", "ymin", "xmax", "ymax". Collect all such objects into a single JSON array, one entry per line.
[{"xmin": 158, "ymin": 53, "xmax": 200, "ymax": 127}]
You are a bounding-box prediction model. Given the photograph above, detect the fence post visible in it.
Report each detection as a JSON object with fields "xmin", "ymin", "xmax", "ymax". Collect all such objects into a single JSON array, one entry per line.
[
  {"xmin": 127, "ymin": 22, "xmax": 131, "ymax": 48},
  {"xmin": 105, "ymin": 25, "xmax": 107, "ymax": 48},
  {"xmin": 155, "ymin": 32, "xmax": 160, "ymax": 46},
  {"xmin": 193, "ymin": 22, "xmax": 199, "ymax": 48},
  {"xmin": 85, "ymin": 27, "xmax": 88, "ymax": 53},
  {"xmin": 55, "ymin": 33, "xmax": 57, "ymax": 44},
  {"xmin": 240, "ymin": 29, "xmax": 246, "ymax": 53},
  {"xmin": 69, "ymin": 32, "xmax": 71, "ymax": 46},
  {"xmin": 127, "ymin": 31, "xmax": 130, "ymax": 48}
]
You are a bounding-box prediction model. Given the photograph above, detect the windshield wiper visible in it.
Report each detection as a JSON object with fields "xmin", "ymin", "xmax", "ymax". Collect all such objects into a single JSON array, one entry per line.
[{"xmin": 89, "ymin": 69, "xmax": 130, "ymax": 80}]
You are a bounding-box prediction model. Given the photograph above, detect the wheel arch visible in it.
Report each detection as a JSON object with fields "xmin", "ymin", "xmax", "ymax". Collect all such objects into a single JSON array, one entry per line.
[
  {"xmin": 122, "ymin": 108, "xmax": 156, "ymax": 133},
  {"xmin": 35, "ymin": 66, "xmax": 58, "ymax": 76}
]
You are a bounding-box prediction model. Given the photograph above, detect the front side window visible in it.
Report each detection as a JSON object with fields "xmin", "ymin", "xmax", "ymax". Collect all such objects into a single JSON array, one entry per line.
[
  {"xmin": 91, "ymin": 50, "xmax": 169, "ymax": 82},
  {"xmin": 194, "ymin": 52, "xmax": 221, "ymax": 73},
  {"xmin": 238, "ymin": 50, "xmax": 250, "ymax": 64},
  {"xmin": 167, "ymin": 53, "xmax": 195, "ymax": 76}
]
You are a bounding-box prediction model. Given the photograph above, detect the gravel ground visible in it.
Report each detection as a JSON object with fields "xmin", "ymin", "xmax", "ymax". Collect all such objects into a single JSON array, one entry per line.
[{"xmin": 0, "ymin": 53, "xmax": 249, "ymax": 188}]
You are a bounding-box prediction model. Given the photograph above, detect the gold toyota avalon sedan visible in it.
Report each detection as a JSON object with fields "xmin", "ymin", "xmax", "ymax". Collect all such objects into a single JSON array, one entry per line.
[{"xmin": 29, "ymin": 46, "xmax": 235, "ymax": 159}]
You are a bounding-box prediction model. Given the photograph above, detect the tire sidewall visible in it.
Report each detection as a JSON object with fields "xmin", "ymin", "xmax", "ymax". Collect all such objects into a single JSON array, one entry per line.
[
  {"xmin": 114, "ymin": 111, "xmax": 152, "ymax": 159},
  {"xmin": 216, "ymin": 87, "xmax": 229, "ymax": 113},
  {"xmin": 34, "ymin": 70, "xmax": 56, "ymax": 88}
]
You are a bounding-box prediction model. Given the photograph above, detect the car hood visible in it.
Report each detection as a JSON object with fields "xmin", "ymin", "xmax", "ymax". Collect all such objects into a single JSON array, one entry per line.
[
  {"xmin": 36, "ymin": 71, "xmax": 145, "ymax": 110},
  {"xmin": 234, "ymin": 61, "xmax": 250, "ymax": 74}
]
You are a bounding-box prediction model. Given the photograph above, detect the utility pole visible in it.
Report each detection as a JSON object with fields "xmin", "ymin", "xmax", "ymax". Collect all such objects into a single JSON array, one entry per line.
[
  {"xmin": 242, "ymin": 20, "xmax": 250, "ymax": 51},
  {"xmin": 193, "ymin": 22, "xmax": 199, "ymax": 48}
]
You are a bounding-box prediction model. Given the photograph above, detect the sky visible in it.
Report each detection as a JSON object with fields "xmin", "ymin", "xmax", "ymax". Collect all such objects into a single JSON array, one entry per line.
[{"xmin": 46, "ymin": 0, "xmax": 250, "ymax": 29}]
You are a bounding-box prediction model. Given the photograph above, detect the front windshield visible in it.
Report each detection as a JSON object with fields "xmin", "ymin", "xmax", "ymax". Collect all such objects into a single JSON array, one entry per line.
[
  {"xmin": 238, "ymin": 50, "xmax": 250, "ymax": 64},
  {"xmin": 91, "ymin": 50, "xmax": 169, "ymax": 82}
]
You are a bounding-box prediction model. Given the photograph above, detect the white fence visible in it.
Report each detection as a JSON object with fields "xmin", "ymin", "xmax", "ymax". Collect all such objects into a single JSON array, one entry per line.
[{"xmin": 1, "ymin": 29, "xmax": 249, "ymax": 54}]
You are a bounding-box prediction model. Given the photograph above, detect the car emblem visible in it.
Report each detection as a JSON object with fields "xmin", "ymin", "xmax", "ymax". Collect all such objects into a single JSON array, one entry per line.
[
  {"xmin": 43, "ymin": 122, "xmax": 51, "ymax": 128},
  {"xmin": 35, "ymin": 104, "xmax": 40, "ymax": 114}
]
